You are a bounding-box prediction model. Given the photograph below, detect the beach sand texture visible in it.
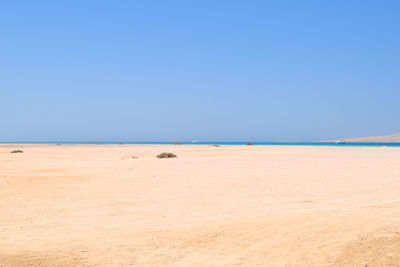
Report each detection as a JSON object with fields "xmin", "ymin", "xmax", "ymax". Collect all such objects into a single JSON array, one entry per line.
[{"xmin": 1, "ymin": 145, "xmax": 400, "ymax": 266}]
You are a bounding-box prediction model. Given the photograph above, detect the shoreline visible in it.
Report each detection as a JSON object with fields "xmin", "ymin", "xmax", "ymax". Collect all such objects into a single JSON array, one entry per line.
[{"xmin": 1, "ymin": 142, "xmax": 400, "ymax": 147}]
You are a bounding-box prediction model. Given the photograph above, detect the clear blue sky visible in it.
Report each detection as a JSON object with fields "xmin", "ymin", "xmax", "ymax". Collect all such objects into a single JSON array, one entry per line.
[{"xmin": 1, "ymin": 1, "xmax": 399, "ymax": 142}]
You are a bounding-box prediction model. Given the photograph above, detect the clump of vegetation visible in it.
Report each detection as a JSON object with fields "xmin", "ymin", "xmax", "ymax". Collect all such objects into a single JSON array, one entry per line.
[
  {"xmin": 10, "ymin": 150, "xmax": 24, "ymax": 153},
  {"xmin": 247, "ymin": 142, "xmax": 254, "ymax": 146},
  {"xmin": 212, "ymin": 145, "xmax": 220, "ymax": 147},
  {"xmin": 174, "ymin": 142, "xmax": 183, "ymax": 145},
  {"xmin": 156, "ymin": 152, "xmax": 177, "ymax": 159}
]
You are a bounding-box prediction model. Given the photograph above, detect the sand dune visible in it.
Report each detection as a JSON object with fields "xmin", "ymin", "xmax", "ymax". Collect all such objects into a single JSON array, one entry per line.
[
  {"xmin": 1, "ymin": 145, "xmax": 400, "ymax": 266},
  {"xmin": 335, "ymin": 133, "xmax": 400, "ymax": 143}
]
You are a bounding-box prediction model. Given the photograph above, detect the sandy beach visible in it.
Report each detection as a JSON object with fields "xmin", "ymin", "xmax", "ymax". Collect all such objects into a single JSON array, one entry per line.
[{"xmin": 1, "ymin": 144, "xmax": 400, "ymax": 266}]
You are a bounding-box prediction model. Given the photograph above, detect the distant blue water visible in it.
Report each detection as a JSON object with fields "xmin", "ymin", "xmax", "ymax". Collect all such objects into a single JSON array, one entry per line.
[{"xmin": 1, "ymin": 142, "xmax": 399, "ymax": 147}]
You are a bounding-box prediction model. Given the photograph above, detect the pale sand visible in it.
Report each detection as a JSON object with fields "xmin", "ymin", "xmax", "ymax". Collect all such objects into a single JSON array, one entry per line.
[
  {"xmin": 324, "ymin": 133, "xmax": 400, "ymax": 143},
  {"xmin": 343, "ymin": 133, "xmax": 400, "ymax": 143},
  {"xmin": 1, "ymin": 145, "xmax": 400, "ymax": 266}
]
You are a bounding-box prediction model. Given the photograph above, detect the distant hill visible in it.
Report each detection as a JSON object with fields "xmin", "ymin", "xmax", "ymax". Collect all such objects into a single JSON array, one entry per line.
[{"xmin": 329, "ymin": 133, "xmax": 400, "ymax": 143}]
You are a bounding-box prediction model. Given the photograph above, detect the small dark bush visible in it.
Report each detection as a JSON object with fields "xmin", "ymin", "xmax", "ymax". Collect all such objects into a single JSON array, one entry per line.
[
  {"xmin": 157, "ymin": 152, "xmax": 177, "ymax": 159},
  {"xmin": 247, "ymin": 142, "xmax": 254, "ymax": 146},
  {"xmin": 11, "ymin": 150, "xmax": 24, "ymax": 153},
  {"xmin": 174, "ymin": 142, "xmax": 183, "ymax": 145},
  {"xmin": 212, "ymin": 145, "xmax": 220, "ymax": 147}
]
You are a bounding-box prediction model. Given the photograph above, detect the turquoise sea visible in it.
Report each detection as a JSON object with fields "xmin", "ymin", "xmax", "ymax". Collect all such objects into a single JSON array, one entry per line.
[{"xmin": 1, "ymin": 142, "xmax": 399, "ymax": 147}]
